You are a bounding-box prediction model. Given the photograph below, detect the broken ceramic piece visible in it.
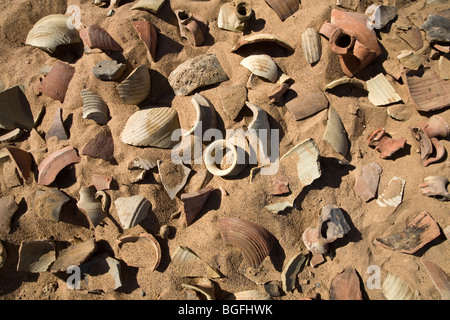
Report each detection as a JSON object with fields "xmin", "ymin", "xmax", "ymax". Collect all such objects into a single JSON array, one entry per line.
[
  {"xmin": 268, "ymin": 82, "xmax": 289, "ymax": 104},
  {"xmin": 121, "ymin": 107, "xmax": 180, "ymax": 148},
  {"xmin": 37, "ymin": 146, "xmax": 81, "ymax": 185},
  {"xmin": 92, "ymin": 60, "xmax": 126, "ymax": 81},
  {"xmin": 323, "ymin": 77, "xmax": 367, "ymax": 92},
  {"xmin": 0, "ymin": 128, "xmax": 24, "ymax": 143},
  {"xmin": 397, "ymin": 27, "xmax": 423, "ymax": 51},
  {"xmin": 302, "ymin": 227, "xmax": 328, "ymax": 255},
  {"xmin": 114, "ymin": 195, "xmax": 150, "ymax": 230},
  {"xmin": 82, "ymin": 126, "xmax": 114, "ymax": 162},
  {"xmin": 180, "ymin": 185, "xmax": 214, "ymax": 226},
  {"xmin": 80, "ymin": 253, "xmax": 122, "ymax": 292},
  {"xmin": 420, "ymin": 14, "xmax": 450, "ymax": 43},
  {"xmin": 204, "ymin": 139, "xmax": 247, "ymax": 177},
  {"xmin": 17, "ymin": 239, "xmax": 56, "ymax": 273},
  {"xmin": 376, "ymin": 176, "xmax": 405, "ymax": 209},
  {"xmin": 411, "ymin": 126, "xmax": 433, "ymax": 164},
  {"xmin": 4, "ymin": 147, "xmax": 32, "ymax": 182},
  {"xmin": 301, "ymin": 28, "xmax": 322, "ymax": 64},
  {"xmin": 46, "ymin": 108, "xmax": 68, "ymax": 140},
  {"xmin": 50, "ymin": 238, "xmax": 97, "ymax": 273},
  {"xmin": 374, "ymin": 211, "xmax": 440, "ymax": 254},
  {"xmin": 421, "ymin": 258, "xmax": 450, "ymax": 300},
  {"xmin": 402, "ymin": 68, "xmax": 450, "ymax": 112},
  {"xmin": 92, "ymin": 174, "xmax": 113, "ymax": 191},
  {"xmin": 367, "ymin": 127, "xmax": 406, "ymax": 159},
  {"xmin": 319, "ymin": 9, "xmax": 382, "ymax": 77},
  {"xmin": 382, "ymin": 273, "xmax": 417, "ymax": 300},
  {"xmin": 33, "ymin": 188, "xmax": 71, "ymax": 222},
  {"xmin": 269, "ymin": 176, "xmax": 290, "ymax": 195},
  {"xmin": 322, "ymin": 107, "xmax": 349, "ymax": 157},
  {"xmin": 439, "ymin": 55, "xmax": 450, "ymax": 80},
  {"xmin": 265, "ymin": 202, "xmax": 293, "ymax": 213},
  {"xmin": 116, "ymin": 65, "xmax": 151, "ymax": 105},
  {"xmin": 218, "ymin": 2, "xmax": 254, "ymax": 32},
  {"xmin": 329, "ymin": 268, "xmax": 363, "ymax": 300},
  {"xmin": 182, "ymin": 278, "xmax": 216, "ymax": 300},
  {"xmin": 232, "ymin": 33, "xmax": 294, "ymax": 53},
  {"xmin": 157, "ymin": 160, "xmax": 191, "ymax": 199},
  {"xmin": 423, "ymin": 138, "xmax": 446, "ymax": 167},
  {"xmin": 365, "ymin": 5, "xmax": 397, "ymax": 30},
  {"xmin": 419, "ymin": 176, "xmax": 450, "ymax": 201},
  {"xmin": 397, "ymin": 50, "xmax": 422, "ymax": 70},
  {"xmin": 117, "ymin": 233, "xmax": 161, "ymax": 270},
  {"xmin": 25, "ymin": 14, "xmax": 81, "ymax": 53},
  {"xmin": 171, "ymin": 246, "xmax": 221, "ymax": 278},
  {"xmin": 264, "ymin": 0, "xmax": 299, "ymax": 21},
  {"xmin": 366, "ymin": 74, "xmax": 402, "ymax": 106},
  {"xmin": 79, "ymin": 25, "xmax": 122, "ymax": 52},
  {"xmin": 176, "ymin": 10, "xmax": 208, "ymax": 46},
  {"xmin": 285, "ymin": 84, "xmax": 329, "ymax": 120},
  {"xmin": 218, "ymin": 217, "xmax": 276, "ymax": 269},
  {"xmin": 38, "ymin": 62, "xmax": 75, "ymax": 103},
  {"xmin": 131, "ymin": 0, "xmax": 165, "ymax": 13},
  {"xmin": 185, "ymin": 93, "xmax": 217, "ymax": 136},
  {"xmin": 353, "ymin": 162, "xmax": 383, "ymax": 202},
  {"xmin": 169, "ymin": 54, "xmax": 229, "ymax": 96},
  {"xmin": 246, "ymin": 101, "xmax": 271, "ymax": 158},
  {"xmin": 77, "ymin": 186, "xmax": 110, "ymax": 227},
  {"xmin": 81, "ymin": 89, "xmax": 109, "ymax": 125},
  {"xmin": 281, "ymin": 138, "xmax": 321, "ymax": 186},
  {"xmin": 418, "ymin": 115, "xmax": 450, "ymax": 140},
  {"xmin": 0, "ymin": 241, "xmax": 6, "ymax": 269},
  {"xmin": 281, "ymin": 253, "xmax": 306, "ymax": 292},
  {"xmin": 0, "ymin": 85, "xmax": 34, "ymax": 131},
  {"xmin": 240, "ymin": 54, "xmax": 278, "ymax": 83},
  {"xmin": 132, "ymin": 19, "xmax": 157, "ymax": 62},
  {"xmin": 0, "ymin": 195, "xmax": 18, "ymax": 234},
  {"xmin": 218, "ymin": 84, "xmax": 247, "ymax": 120}
]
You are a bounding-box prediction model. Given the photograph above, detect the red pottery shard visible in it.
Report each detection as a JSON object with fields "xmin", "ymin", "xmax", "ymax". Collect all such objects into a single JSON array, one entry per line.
[
  {"xmin": 421, "ymin": 258, "xmax": 450, "ymax": 300},
  {"xmin": 269, "ymin": 176, "xmax": 290, "ymax": 195},
  {"xmin": 411, "ymin": 126, "xmax": 433, "ymax": 163},
  {"xmin": 319, "ymin": 9, "xmax": 381, "ymax": 77},
  {"xmin": 367, "ymin": 127, "xmax": 406, "ymax": 159},
  {"xmin": 0, "ymin": 195, "xmax": 18, "ymax": 234},
  {"xmin": 413, "ymin": 115, "xmax": 450, "ymax": 140},
  {"xmin": 268, "ymin": 82, "xmax": 289, "ymax": 104},
  {"xmin": 45, "ymin": 107, "xmax": 68, "ymax": 140},
  {"xmin": 264, "ymin": 0, "xmax": 299, "ymax": 21},
  {"xmin": 373, "ymin": 211, "xmax": 441, "ymax": 254},
  {"xmin": 402, "ymin": 68, "xmax": 450, "ymax": 112},
  {"xmin": 353, "ymin": 162, "xmax": 383, "ymax": 202},
  {"xmin": 180, "ymin": 185, "xmax": 214, "ymax": 226},
  {"xmin": 329, "ymin": 268, "xmax": 363, "ymax": 300},
  {"xmin": 217, "ymin": 217, "xmax": 276, "ymax": 268},
  {"xmin": 38, "ymin": 62, "xmax": 75, "ymax": 103},
  {"xmin": 37, "ymin": 146, "xmax": 81, "ymax": 186},
  {"xmin": 79, "ymin": 25, "xmax": 122, "ymax": 51},
  {"xmin": 132, "ymin": 20, "xmax": 158, "ymax": 63},
  {"xmin": 397, "ymin": 27, "xmax": 424, "ymax": 51},
  {"xmin": 5, "ymin": 147, "xmax": 32, "ymax": 181},
  {"xmin": 81, "ymin": 126, "xmax": 114, "ymax": 162},
  {"xmin": 285, "ymin": 84, "xmax": 329, "ymax": 121},
  {"xmin": 423, "ymin": 138, "xmax": 446, "ymax": 167},
  {"xmin": 176, "ymin": 10, "xmax": 207, "ymax": 46},
  {"xmin": 92, "ymin": 174, "xmax": 113, "ymax": 191}
]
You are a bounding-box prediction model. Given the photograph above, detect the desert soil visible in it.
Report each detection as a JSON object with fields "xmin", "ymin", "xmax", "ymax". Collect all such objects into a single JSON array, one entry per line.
[{"xmin": 0, "ymin": 0, "xmax": 449, "ymax": 300}]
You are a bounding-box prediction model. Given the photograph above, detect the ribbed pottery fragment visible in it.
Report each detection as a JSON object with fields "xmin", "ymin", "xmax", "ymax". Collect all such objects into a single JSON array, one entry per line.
[
  {"xmin": 121, "ymin": 107, "xmax": 180, "ymax": 148},
  {"xmin": 79, "ymin": 25, "xmax": 122, "ymax": 51},
  {"xmin": 81, "ymin": 89, "xmax": 109, "ymax": 125},
  {"xmin": 301, "ymin": 28, "xmax": 322, "ymax": 64},
  {"xmin": 25, "ymin": 14, "xmax": 81, "ymax": 53},
  {"xmin": 171, "ymin": 246, "xmax": 221, "ymax": 278},
  {"xmin": 116, "ymin": 65, "xmax": 151, "ymax": 105},
  {"xmin": 217, "ymin": 217, "xmax": 276, "ymax": 269},
  {"xmin": 397, "ymin": 50, "xmax": 422, "ymax": 70},
  {"xmin": 382, "ymin": 273, "xmax": 417, "ymax": 300}
]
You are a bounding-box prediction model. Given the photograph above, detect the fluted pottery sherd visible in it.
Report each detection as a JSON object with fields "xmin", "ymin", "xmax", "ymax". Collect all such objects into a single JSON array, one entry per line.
[
  {"xmin": 319, "ymin": 9, "xmax": 382, "ymax": 77},
  {"xmin": 116, "ymin": 65, "xmax": 151, "ymax": 105}
]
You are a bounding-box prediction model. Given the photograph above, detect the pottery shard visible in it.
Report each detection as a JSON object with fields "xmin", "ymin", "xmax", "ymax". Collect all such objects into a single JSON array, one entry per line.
[
  {"xmin": 92, "ymin": 60, "xmax": 126, "ymax": 81},
  {"xmin": 318, "ymin": 204, "xmax": 351, "ymax": 243},
  {"xmin": 38, "ymin": 62, "xmax": 75, "ymax": 103},
  {"xmin": 219, "ymin": 84, "xmax": 247, "ymax": 120},
  {"xmin": 421, "ymin": 258, "xmax": 450, "ymax": 300},
  {"xmin": 17, "ymin": 240, "xmax": 56, "ymax": 273},
  {"xmin": 397, "ymin": 27, "xmax": 424, "ymax": 51},
  {"xmin": 373, "ymin": 211, "xmax": 441, "ymax": 254},
  {"xmin": 329, "ymin": 268, "xmax": 363, "ymax": 300},
  {"xmin": 0, "ymin": 195, "xmax": 18, "ymax": 234},
  {"xmin": 37, "ymin": 146, "xmax": 81, "ymax": 186},
  {"xmin": 376, "ymin": 176, "xmax": 405, "ymax": 208},
  {"xmin": 132, "ymin": 20, "xmax": 157, "ymax": 63},
  {"xmin": 353, "ymin": 162, "xmax": 382, "ymax": 202},
  {"xmin": 0, "ymin": 85, "xmax": 34, "ymax": 131},
  {"xmin": 81, "ymin": 126, "xmax": 114, "ymax": 162},
  {"xmin": 33, "ymin": 188, "xmax": 71, "ymax": 222},
  {"xmin": 181, "ymin": 185, "xmax": 214, "ymax": 226},
  {"xmin": 264, "ymin": 0, "xmax": 299, "ymax": 21},
  {"xmin": 92, "ymin": 174, "xmax": 113, "ymax": 191},
  {"xmin": 168, "ymin": 54, "xmax": 229, "ymax": 96},
  {"xmin": 50, "ymin": 238, "xmax": 97, "ymax": 273},
  {"xmin": 285, "ymin": 84, "xmax": 329, "ymax": 121},
  {"xmin": 46, "ymin": 108, "xmax": 68, "ymax": 140},
  {"xmin": 5, "ymin": 147, "xmax": 33, "ymax": 182},
  {"xmin": 421, "ymin": 14, "xmax": 450, "ymax": 43}
]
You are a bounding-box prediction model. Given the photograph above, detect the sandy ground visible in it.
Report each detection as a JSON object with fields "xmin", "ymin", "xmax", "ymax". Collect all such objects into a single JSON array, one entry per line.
[{"xmin": 0, "ymin": 0, "xmax": 449, "ymax": 300}]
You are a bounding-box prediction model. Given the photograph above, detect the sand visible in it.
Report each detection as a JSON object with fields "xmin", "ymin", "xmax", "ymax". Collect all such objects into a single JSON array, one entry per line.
[{"xmin": 0, "ymin": 0, "xmax": 449, "ymax": 300}]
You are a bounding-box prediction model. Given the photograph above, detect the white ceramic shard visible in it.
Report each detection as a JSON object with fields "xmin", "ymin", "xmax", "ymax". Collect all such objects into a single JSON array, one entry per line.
[
  {"xmin": 116, "ymin": 65, "xmax": 151, "ymax": 105},
  {"xmin": 81, "ymin": 89, "xmax": 109, "ymax": 125},
  {"xmin": 323, "ymin": 77, "xmax": 367, "ymax": 91},
  {"xmin": 322, "ymin": 107, "xmax": 349, "ymax": 157},
  {"xmin": 121, "ymin": 107, "xmax": 180, "ymax": 148},
  {"xmin": 246, "ymin": 102, "xmax": 271, "ymax": 158},
  {"xmin": 171, "ymin": 246, "xmax": 221, "ymax": 278},
  {"xmin": 301, "ymin": 28, "xmax": 322, "ymax": 64},
  {"xmin": 204, "ymin": 139, "xmax": 247, "ymax": 177},
  {"xmin": 382, "ymin": 273, "xmax": 417, "ymax": 300},
  {"xmin": 26, "ymin": 14, "xmax": 81, "ymax": 53},
  {"xmin": 376, "ymin": 176, "xmax": 406, "ymax": 208},
  {"xmin": 114, "ymin": 195, "xmax": 150, "ymax": 230},
  {"xmin": 281, "ymin": 138, "xmax": 321, "ymax": 186},
  {"xmin": 240, "ymin": 54, "xmax": 278, "ymax": 82},
  {"xmin": 185, "ymin": 93, "xmax": 217, "ymax": 136},
  {"xmin": 131, "ymin": 0, "xmax": 165, "ymax": 13},
  {"xmin": 397, "ymin": 50, "xmax": 422, "ymax": 70},
  {"xmin": 265, "ymin": 202, "xmax": 293, "ymax": 213},
  {"xmin": 366, "ymin": 74, "xmax": 402, "ymax": 106}
]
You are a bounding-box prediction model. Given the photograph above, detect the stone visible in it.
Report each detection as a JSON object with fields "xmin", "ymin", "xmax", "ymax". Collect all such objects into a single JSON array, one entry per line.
[
  {"xmin": 421, "ymin": 15, "xmax": 450, "ymax": 43},
  {"xmin": 92, "ymin": 60, "xmax": 126, "ymax": 81}
]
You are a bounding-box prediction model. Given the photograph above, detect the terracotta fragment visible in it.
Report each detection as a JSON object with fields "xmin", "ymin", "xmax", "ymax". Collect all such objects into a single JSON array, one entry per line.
[
  {"xmin": 269, "ymin": 176, "xmax": 290, "ymax": 195},
  {"xmin": 353, "ymin": 162, "xmax": 382, "ymax": 202},
  {"xmin": 218, "ymin": 84, "xmax": 247, "ymax": 120},
  {"xmin": 285, "ymin": 84, "xmax": 329, "ymax": 121},
  {"xmin": 329, "ymin": 268, "xmax": 363, "ymax": 300},
  {"xmin": 421, "ymin": 115, "xmax": 449, "ymax": 139},
  {"xmin": 38, "ymin": 62, "xmax": 75, "ymax": 103},
  {"xmin": 264, "ymin": 0, "xmax": 299, "ymax": 21},
  {"xmin": 180, "ymin": 185, "xmax": 214, "ymax": 226},
  {"xmin": 397, "ymin": 27, "xmax": 423, "ymax": 51},
  {"xmin": 132, "ymin": 19, "xmax": 157, "ymax": 62},
  {"xmin": 46, "ymin": 108, "xmax": 68, "ymax": 140},
  {"xmin": 92, "ymin": 174, "xmax": 113, "ymax": 191},
  {"xmin": 268, "ymin": 82, "xmax": 289, "ymax": 104},
  {"xmin": 373, "ymin": 211, "xmax": 441, "ymax": 254},
  {"xmin": 77, "ymin": 186, "xmax": 110, "ymax": 227},
  {"xmin": 422, "ymin": 138, "xmax": 446, "ymax": 167},
  {"xmin": 79, "ymin": 25, "xmax": 122, "ymax": 51},
  {"xmin": 0, "ymin": 195, "xmax": 18, "ymax": 234},
  {"xmin": 176, "ymin": 10, "xmax": 208, "ymax": 46},
  {"xmin": 37, "ymin": 146, "xmax": 81, "ymax": 186},
  {"xmin": 367, "ymin": 127, "xmax": 406, "ymax": 159},
  {"xmin": 421, "ymin": 258, "xmax": 450, "ymax": 300},
  {"xmin": 82, "ymin": 126, "xmax": 114, "ymax": 162},
  {"xmin": 376, "ymin": 176, "xmax": 405, "ymax": 209},
  {"xmin": 419, "ymin": 176, "xmax": 450, "ymax": 201}
]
